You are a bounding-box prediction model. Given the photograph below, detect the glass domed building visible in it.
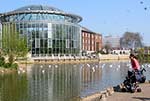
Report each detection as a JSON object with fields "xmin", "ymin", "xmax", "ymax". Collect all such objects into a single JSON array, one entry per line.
[{"xmin": 0, "ymin": 5, "xmax": 82, "ymax": 57}]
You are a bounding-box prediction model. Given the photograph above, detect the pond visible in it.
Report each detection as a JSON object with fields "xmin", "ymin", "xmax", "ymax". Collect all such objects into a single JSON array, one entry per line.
[{"xmin": 0, "ymin": 61, "xmax": 150, "ymax": 101}]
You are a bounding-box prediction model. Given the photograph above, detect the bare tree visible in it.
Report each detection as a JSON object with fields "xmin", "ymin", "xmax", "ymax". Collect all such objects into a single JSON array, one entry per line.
[
  {"xmin": 120, "ymin": 32, "xmax": 143, "ymax": 50},
  {"xmin": 103, "ymin": 41, "xmax": 112, "ymax": 54}
]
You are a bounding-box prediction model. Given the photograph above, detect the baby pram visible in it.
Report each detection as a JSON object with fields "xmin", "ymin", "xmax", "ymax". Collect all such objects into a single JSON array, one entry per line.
[
  {"xmin": 135, "ymin": 68, "xmax": 146, "ymax": 83},
  {"xmin": 123, "ymin": 68, "xmax": 146, "ymax": 93}
]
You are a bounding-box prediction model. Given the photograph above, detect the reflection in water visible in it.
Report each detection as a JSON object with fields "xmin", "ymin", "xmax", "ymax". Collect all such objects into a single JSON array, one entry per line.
[
  {"xmin": 0, "ymin": 73, "xmax": 28, "ymax": 101},
  {"xmin": 80, "ymin": 63, "xmax": 102, "ymax": 96},
  {"xmin": 80, "ymin": 61, "xmax": 129, "ymax": 96},
  {"xmin": 0, "ymin": 61, "xmax": 150, "ymax": 101},
  {"xmin": 27, "ymin": 64, "xmax": 81, "ymax": 101},
  {"xmin": 142, "ymin": 63, "xmax": 150, "ymax": 80}
]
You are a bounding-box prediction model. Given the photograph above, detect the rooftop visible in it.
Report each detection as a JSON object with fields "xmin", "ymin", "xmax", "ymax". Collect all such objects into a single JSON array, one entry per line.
[
  {"xmin": 1, "ymin": 5, "xmax": 82, "ymax": 23},
  {"xmin": 13, "ymin": 5, "xmax": 64, "ymax": 12}
]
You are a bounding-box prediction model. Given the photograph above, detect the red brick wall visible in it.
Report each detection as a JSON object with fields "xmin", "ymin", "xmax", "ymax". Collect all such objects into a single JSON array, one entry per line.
[{"xmin": 82, "ymin": 30, "xmax": 102, "ymax": 52}]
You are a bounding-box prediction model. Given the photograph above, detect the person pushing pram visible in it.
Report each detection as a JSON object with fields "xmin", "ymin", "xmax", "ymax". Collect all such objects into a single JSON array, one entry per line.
[
  {"xmin": 122, "ymin": 53, "xmax": 146, "ymax": 93},
  {"xmin": 129, "ymin": 53, "xmax": 146, "ymax": 83}
]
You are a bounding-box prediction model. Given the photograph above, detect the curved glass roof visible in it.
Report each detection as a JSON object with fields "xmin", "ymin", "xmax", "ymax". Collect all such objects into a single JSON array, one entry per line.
[
  {"xmin": 1, "ymin": 5, "xmax": 82, "ymax": 23},
  {"xmin": 13, "ymin": 5, "xmax": 64, "ymax": 12}
]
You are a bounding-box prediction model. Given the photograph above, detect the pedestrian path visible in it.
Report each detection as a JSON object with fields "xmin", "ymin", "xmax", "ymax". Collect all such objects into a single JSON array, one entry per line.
[{"xmin": 106, "ymin": 83, "xmax": 150, "ymax": 101}]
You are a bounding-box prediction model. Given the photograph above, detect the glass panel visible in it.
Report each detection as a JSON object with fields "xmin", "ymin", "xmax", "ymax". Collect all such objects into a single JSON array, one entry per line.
[
  {"xmin": 48, "ymin": 38, "xmax": 52, "ymax": 48},
  {"xmin": 48, "ymin": 23, "xmax": 52, "ymax": 38},
  {"xmin": 66, "ymin": 39, "xmax": 69, "ymax": 48},
  {"xmin": 40, "ymin": 39, "xmax": 44, "ymax": 48},
  {"xmin": 2, "ymin": 13, "xmax": 79, "ymax": 22},
  {"xmin": 1, "ymin": 20, "xmax": 81, "ymax": 56},
  {"xmin": 35, "ymin": 39, "xmax": 40, "ymax": 48}
]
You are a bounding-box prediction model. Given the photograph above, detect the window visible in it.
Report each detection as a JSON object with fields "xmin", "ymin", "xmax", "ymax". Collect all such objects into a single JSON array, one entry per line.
[{"xmin": 66, "ymin": 39, "xmax": 69, "ymax": 48}]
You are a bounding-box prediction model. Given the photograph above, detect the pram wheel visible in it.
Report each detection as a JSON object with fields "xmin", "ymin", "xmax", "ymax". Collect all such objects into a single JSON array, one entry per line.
[
  {"xmin": 130, "ymin": 87, "xmax": 136, "ymax": 93},
  {"xmin": 137, "ymin": 88, "xmax": 142, "ymax": 92},
  {"xmin": 121, "ymin": 88, "xmax": 127, "ymax": 92}
]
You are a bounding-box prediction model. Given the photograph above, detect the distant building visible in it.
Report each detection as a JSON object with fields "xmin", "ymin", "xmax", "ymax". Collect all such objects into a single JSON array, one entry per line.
[
  {"xmin": 110, "ymin": 49, "xmax": 130, "ymax": 55},
  {"xmin": 82, "ymin": 27, "xmax": 102, "ymax": 54},
  {"xmin": 144, "ymin": 47, "xmax": 150, "ymax": 54},
  {"xmin": 103, "ymin": 35, "xmax": 120, "ymax": 49}
]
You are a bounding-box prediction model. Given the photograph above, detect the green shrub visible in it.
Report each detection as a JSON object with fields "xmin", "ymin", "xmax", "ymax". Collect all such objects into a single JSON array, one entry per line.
[
  {"xmin": 0, "ymin": 54, "xmax": 19, "ymax": 69},
  {"xmin": 8, "ymin": 54, "xmax": 14, "ymax": 64},
  {"xmin": 0, "ymin": 56, "xmax": 5, "ymax": 66},
  {"xmin": 0, "ymin": 56, "xmax": 5, "ymax": 61},
  {"xmin": 11, "ymin": 63, "xmax": 18, "ymax": 69},
  {"xmin": 4, "ymin": 63, "xmax": 12, "ymax": 68},
  {"xmin": 0, "ymin": 60, "xmax": 5, "ymax": 67}
]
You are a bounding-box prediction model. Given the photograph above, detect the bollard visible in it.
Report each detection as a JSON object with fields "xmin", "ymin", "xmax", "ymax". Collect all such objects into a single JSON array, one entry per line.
[
  {"xmin": 106, "ymin": 88, "xmax": 114, "ymax": 96},
  {"xmin": 100, "ymin": 94, "xmax": 106, "ymax": 101}
]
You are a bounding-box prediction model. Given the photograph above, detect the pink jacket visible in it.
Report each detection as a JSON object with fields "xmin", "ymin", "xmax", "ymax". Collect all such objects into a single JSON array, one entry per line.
[{"xmin": 131, "ymin": 58, "xmax": 140, "ymax": 70}]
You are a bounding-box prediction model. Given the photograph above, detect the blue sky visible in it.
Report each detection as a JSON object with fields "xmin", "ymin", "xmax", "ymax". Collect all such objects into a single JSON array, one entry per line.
[{"xmin": 1, "ymin": 0, "xmax": 150, "ymax": 46}]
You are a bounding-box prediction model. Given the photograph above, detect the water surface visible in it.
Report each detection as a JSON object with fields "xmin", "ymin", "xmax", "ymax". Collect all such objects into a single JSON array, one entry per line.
[{"xmin": 0, "ymin": 61, "xmax": 150, "ymax": 101}]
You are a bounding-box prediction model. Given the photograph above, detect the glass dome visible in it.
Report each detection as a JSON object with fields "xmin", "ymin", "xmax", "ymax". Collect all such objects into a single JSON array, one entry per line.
[
  {"xmin": 13, "ymin": 5, "xmax": 64, "ymax": 12},
  {"xmin": 2, "ymin": 5, "xmax": 82, "ymax": 23}
]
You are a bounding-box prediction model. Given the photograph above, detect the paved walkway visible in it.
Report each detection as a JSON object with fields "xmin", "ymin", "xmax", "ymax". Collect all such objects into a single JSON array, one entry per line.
[{"xmin": 106, "ymin": 83, "xmax": 150, "ymax": 101}]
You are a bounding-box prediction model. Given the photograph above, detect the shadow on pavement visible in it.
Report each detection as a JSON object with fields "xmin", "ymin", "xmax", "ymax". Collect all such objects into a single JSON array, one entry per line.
[
  {"xmin": 113, "ymin": 85, "xmax": 128, "ymax": 93},
  {"xmin": 113, "ymin": 85, "xmax": 122, "ymax": 92},
  {"xmin": 132, "ymin": 97, "xmax": 150, "ymax": 101}
]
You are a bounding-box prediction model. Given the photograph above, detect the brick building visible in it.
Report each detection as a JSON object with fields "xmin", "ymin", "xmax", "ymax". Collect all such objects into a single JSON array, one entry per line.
[{"xmin": 81, "ymin": 27, "xmax": 102, "ymax": 54}]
